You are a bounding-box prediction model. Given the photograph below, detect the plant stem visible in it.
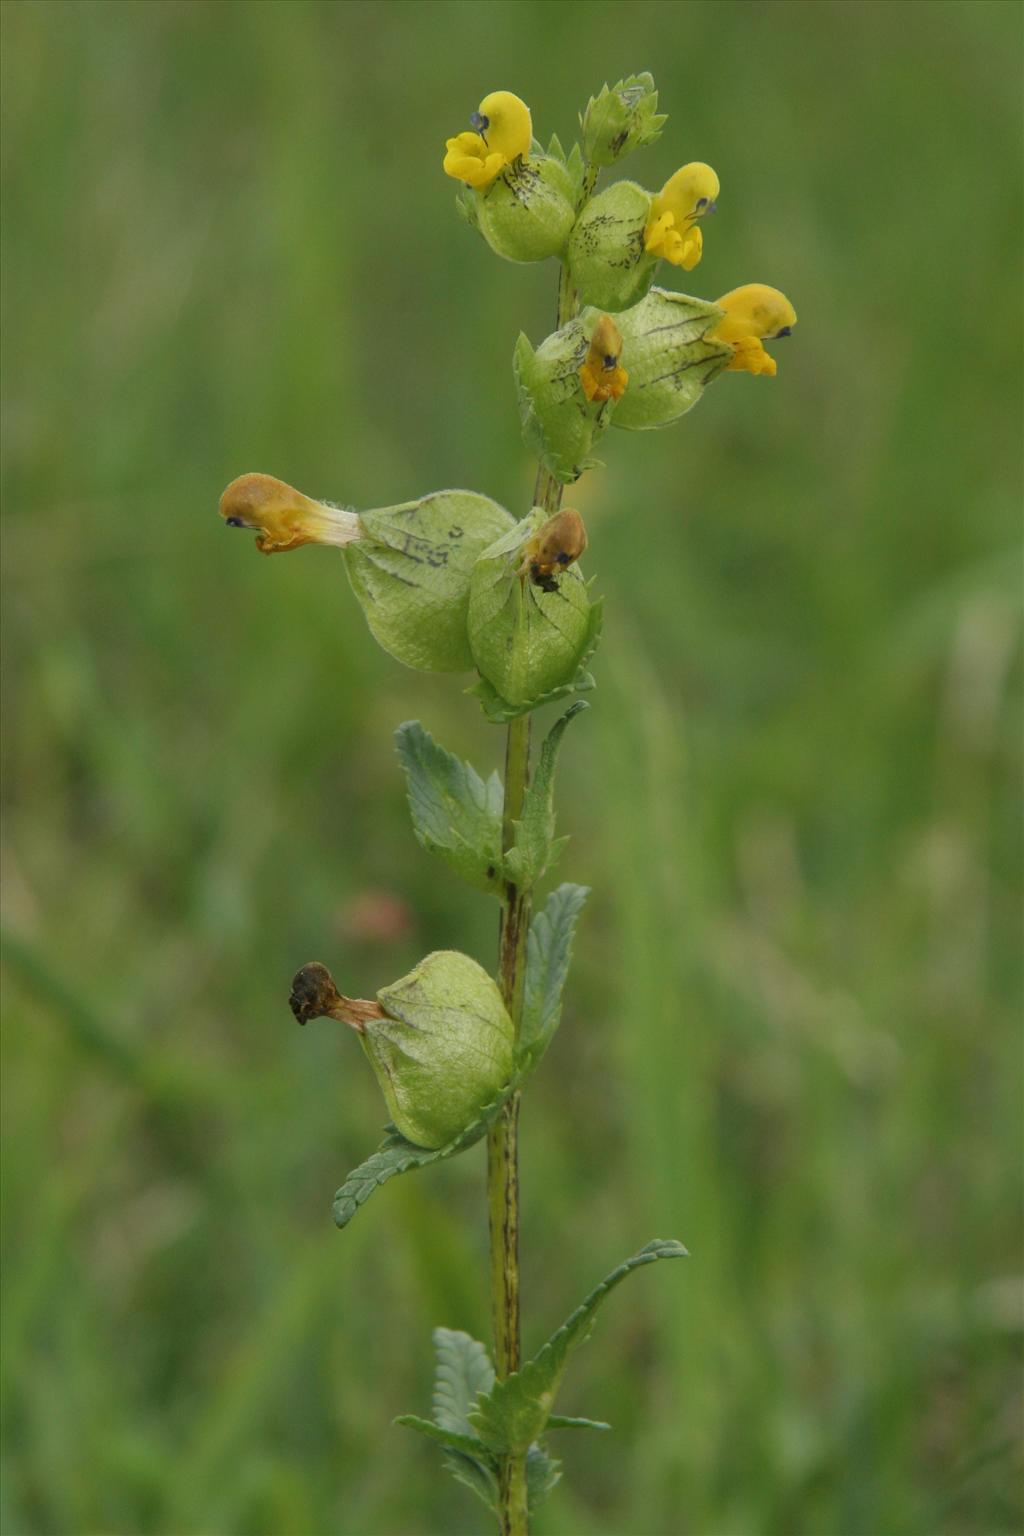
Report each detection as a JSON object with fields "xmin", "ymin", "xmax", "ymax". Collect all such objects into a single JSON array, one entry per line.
[
  {"xmin": 488, "ymin": 235, "xmax": 586, "ymax": 1533},
  {"xmin": 488, "ymin": 711, "xmax": 531, "ymax": 1532}
]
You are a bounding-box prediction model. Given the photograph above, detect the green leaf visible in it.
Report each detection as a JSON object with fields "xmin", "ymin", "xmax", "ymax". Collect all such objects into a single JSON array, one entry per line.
[
  {"xmin": 432, "ymin": 1327, "xmax": 495, "ymax": 1435},
  {"xmin": 518, "ymin": 883, "xmax": 589, "ymax": 1075},
  {"xmin": 526, "ymin": 1443, "xmax": 562, "ymax": 1508},
  {"xmin": 443, "ymin": 1449, "xmax": 498, "ymax": 1512},
  {"xmin": 394, "ymin": 1415, "xmax": 491, "ymax": 1461},
  {"xmin": 332, "ymin": 1083, "xmax": 513, "ymax": 1229},
  {"xmin": 503, "ymin": 704, "xmax": 587, "ymax": 890},
  {"xmin": 547, "ymin": 1414, "xmax": 611, "ymax": 1431},
  {"xmin": 469, "ymin": 1239, "xmax": 688, "ymax": 1454},
  {"xmin": 468, "ymin": 598, "xmax": 603, "ymax": 724},
  {"xmin": 395, "ymin": 721, "xmax": 504, "ymax": 896},
  {"xmin": 400, "ymin": 1329, "xmax": 499, "ymax": 1515}
]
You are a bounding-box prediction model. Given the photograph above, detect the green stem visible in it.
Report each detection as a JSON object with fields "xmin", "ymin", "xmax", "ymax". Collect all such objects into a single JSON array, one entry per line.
[
  {"xmin": 488, "ymin": 230, "xmax": 588, "ymax": 1532},
  {"xmin": 488, "ymin": 712, "xmax": 531, "ymax": 1533}
]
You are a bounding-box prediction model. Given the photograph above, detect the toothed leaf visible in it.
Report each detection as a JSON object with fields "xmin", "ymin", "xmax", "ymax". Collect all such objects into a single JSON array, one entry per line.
[
  {"xmin": 469, "ymin": 1239, "xmax": 688, "ymax": 1454},
  {"xmin": 518, "ymin": 883, "xmax": 589, "ymax": 1075},
  {"xmin": 432, "ymin": 1328, "xmax": 495, "ymax": 1434},
  {"xmin": 394, "ymin": 1415, "xmax": 491, "ymax": 1461},
  {"xmin": 547, "ymin": 1414, "xmax": 612, "ymax": 1431},
  {"xmin": 332, "ymin": 1082, "xmax": 514, "ymax": 1229},
  {"xmin": 395, "ymin": 721, "xmax": 504, "ymax": 896},
  {"xmin": 527, "ymin": 1443, "xmax": 562, "ymax": 1508}
]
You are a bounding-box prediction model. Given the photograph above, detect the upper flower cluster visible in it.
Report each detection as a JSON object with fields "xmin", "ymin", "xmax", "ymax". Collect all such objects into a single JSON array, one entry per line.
[
  {"xmin": 218, "ymin": 75, "xmax": 797, "ymax": 720},
  {"xmin": 443, "ymin": 76, "xmax": 797, "ymax": 434}
]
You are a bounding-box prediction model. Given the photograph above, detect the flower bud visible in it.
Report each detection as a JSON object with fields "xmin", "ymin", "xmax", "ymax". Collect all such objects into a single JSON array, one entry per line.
[
  {"xmin": 475, "ymin": 152, "xmax": 576, "ymax": 263},
  {"xmin": 581, "ymin": 72, "xmax": 667, "ymax": 167},
  {"xmin": 469, "ymin": 507, "xmax": 595, "ymax": 707},
  {"xmin": 290, "ymin": 954, "xmax": 514, "ymax": 1150},
  {"xmin": 605, "ymin": 288, "xmax": 732, "ymax": 431},
  {"xmin": 513, "ymin": 312, "xmax": 623, "ymax": 483},
  {"xmin": 220, "ymin": 474, "xmax": 514, "ymax": 672},
  {"xmin": 565, "ymin": 180, "xmax": 657, "ymax": 311}
]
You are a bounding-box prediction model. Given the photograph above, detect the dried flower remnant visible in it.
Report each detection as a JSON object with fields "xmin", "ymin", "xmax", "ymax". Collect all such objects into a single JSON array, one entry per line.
[
  {"xmin": 289, "ymin": 962, "xmax": 385, "ymax": 1029},
  {"xmin": 220, "ymin": 473, "xmax": 361, "ymax": 555}
]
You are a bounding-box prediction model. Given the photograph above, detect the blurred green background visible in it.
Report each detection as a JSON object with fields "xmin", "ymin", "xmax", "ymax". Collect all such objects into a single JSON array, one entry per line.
[{"xmin": 2, "ymin": 2, "xmax": 1021, "ymax": 1533}]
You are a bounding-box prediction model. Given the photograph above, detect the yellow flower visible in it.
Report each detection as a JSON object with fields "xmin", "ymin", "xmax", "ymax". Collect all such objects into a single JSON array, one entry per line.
[
  {"xmin": 443, "ymin": 132, "xmax": 505, "ymax": 189},
  {"xmin": 710, "ymin": 285, "xmax": 797, "ymax": 377},
  {"xmin": 643, "ymin": 162, "xmax": 720, "ymax": 271},
  {"xmin": 443, "ymin": 90, "xmax": 532, "ymax": 190},
  {"xmin": 578, "ymin": 314, "xmax": 629, "ymax": 403},
  {"xmin": 219, "ymin": 473, "xmax": 361, "ymax": 554}
]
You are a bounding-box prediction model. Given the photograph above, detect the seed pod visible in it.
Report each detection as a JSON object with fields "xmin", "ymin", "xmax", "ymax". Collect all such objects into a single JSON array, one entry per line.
[
  {"xmin": 566, "ymin": 181, "xmax": 657, "ymax": 311},
  {"xmin": 606, "ymin": 288, "xmax": 732, "ymax": 431},
  {"xmin": 468, "ymin": 507, "xmax": 594, "ymax": 707},
  {"xmin": 475, "ymin": 152, "xmax": 577, "ymax": 263},
  {"xmin": 581, "ymin": 72, "xmax": 667, "ymax": 168},
  {"xmin": 220, "ymin": 474, "xmax": 514, "ymax": 672},
  {"xmin": 290, "ymin": 953, "xmax": 514, "ymax": 1150}
]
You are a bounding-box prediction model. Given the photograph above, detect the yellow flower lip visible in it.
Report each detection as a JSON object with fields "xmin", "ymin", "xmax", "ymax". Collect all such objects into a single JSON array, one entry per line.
[
  {"xmin": 219, "ymin": 472, "xmax": 361, "ymax": 555},
  {"xmin": 644, "ymin": 162, "xmax": 720, "ymax": 271},
  {"xmin": 443, "ymin": 90, "xmax": 532, "ymax": 190},
  {"xmin": 710, "ymin": 285, "xmax": 797, "ymax": 376}
]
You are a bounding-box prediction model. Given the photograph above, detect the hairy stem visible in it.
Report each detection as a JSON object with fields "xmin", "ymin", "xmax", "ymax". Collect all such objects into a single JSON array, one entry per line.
[{"xmin": 488, "ymin": 232, "xmax": 586, "ymax": 1532}]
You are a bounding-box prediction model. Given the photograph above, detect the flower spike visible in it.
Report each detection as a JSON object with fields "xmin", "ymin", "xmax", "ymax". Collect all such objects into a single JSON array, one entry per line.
[
  {"xmin": 711, "ymin": 284, "xmax": 797, "ymax": 376},
  {"xmin": 644, "ymin": 162, "xmax": 720, "ymax": 271}
]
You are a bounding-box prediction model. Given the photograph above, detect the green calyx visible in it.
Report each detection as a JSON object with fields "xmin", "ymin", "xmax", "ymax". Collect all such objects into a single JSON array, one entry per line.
[
  {"xmin": 566, "ymin": 180, "xmax": 657, "ymax": 312},
  {"xmin": 606, "ymin": 287, "xmax": 732, "ymax": 430},
  {"xmin": 344, "ymin": 492, "xmax": 515, "ymax": 671},
  {"xmin": 513, "ymin": 322, "xmax": 617, "ymax": 484},
  {"xmin": 474, "ymin": 152, "xmax": 576, "ymax": 264},
  {"xmin": 581, "ymin": 72, "xmax": 667, "ymax": 167},
  {"xmin": 468, "ymin": 510, "xmax": 599, "ymax": 710},
  {"xmin": 365, "ymin": 952, "xmax": 515, "ymax": 1149}
]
